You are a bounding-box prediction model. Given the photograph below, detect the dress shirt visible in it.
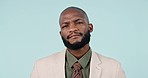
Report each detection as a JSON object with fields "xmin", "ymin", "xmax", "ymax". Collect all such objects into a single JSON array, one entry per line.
[{"xmin": 65, "ymin": 49, "xmax": 92, "ymax": 78}]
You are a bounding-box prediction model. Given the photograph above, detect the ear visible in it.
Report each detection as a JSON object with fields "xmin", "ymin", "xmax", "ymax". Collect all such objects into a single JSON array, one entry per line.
[
  {"xmin": 59, "ymin": 31, "xmax": 61, "ymax": 35},
  {"xmin": 88, "ymin": 23, "xmax": 93, "ymax": 32}
]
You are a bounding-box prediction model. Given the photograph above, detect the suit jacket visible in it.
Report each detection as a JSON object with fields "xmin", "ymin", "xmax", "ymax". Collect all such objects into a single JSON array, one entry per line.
[{"xmin": 31, "ymin": 49, "xmax": 126, "ymax": 78}]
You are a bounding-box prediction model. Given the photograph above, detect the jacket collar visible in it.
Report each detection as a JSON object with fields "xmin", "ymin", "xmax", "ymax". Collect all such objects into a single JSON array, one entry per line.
[{"xmin": 56, "ymin": 49, "xmax": 102, "ymax": 78}]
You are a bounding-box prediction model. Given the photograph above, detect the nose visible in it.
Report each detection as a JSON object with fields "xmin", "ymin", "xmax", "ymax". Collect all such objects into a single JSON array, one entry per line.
[{"xmin": 69, "ymin": 23, "xmax": 78, "ymax": 33}]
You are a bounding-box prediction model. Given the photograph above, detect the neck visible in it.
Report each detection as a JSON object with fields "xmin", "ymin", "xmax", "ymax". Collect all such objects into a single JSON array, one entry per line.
[{"xmin": 67, "ymin": 44, "xmax": 90, "ymax": 59}]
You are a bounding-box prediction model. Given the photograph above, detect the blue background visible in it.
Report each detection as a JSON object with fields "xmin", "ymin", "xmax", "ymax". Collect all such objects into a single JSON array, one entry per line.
[{"xmin": 0, "ymin": 0, "xmax": 148, "ymax": 78}]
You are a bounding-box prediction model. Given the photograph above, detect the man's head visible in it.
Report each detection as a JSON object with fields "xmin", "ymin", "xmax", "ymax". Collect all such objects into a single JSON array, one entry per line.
[{"xmin": 59, "ymin": 7, "xmax": 93, "ymax": 50}]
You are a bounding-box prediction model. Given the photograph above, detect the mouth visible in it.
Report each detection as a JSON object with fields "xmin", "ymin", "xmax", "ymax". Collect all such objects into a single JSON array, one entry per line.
[
  {"xmin": 69, "ymin": 34, "xmax": 81, "ymax": 39},
  {"xmin": 67, "ymin": 33, "xmax": 83, "ymax": 39}
]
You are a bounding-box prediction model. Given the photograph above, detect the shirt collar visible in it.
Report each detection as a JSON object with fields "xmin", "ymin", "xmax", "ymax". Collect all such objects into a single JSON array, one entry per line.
[{"xmin": 66, "ymin": 48, "xmax": 92, "ymax": 69}]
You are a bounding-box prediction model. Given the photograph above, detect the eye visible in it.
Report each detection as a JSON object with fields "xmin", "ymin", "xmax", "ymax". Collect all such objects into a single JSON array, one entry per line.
[
  {"xmin": 61, "ymin": 24, "xmax": 68, "ymax": 29},
  {"xmin": 78, "ymin": 22, "xmax": 83, "ymax": 24},
  {"xmin": 76, "ymin": 21, "xmax": 83, "ymax": 24}
]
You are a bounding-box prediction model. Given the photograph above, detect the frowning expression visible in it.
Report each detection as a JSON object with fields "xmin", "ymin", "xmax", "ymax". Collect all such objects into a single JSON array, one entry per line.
[{"xmin": 59, "ymin": 9, "xmax": 93, "ymax": 44}]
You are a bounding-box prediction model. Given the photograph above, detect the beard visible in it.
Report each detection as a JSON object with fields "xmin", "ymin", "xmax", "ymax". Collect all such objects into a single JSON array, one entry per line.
[{"xmin": 61, "ymin": 30, "xmax": 91, "ymax": 50}]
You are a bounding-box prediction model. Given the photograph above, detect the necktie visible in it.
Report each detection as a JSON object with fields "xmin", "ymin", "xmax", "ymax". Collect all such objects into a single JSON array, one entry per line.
[{"xmin": 71, "ymin": 62, "xmax": 83, "ymax": 78}]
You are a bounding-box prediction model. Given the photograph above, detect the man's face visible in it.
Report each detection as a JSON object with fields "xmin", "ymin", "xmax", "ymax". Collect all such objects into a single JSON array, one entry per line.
[{"xmin": 59, "ymin": 9, "xmax": 93, "ymax": 50}]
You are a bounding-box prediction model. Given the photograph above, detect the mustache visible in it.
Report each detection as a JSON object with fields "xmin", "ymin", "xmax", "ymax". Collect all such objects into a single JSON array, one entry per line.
[{"xmin": 67, "ymin": 32, "xmax": 83, "ymax": 39}]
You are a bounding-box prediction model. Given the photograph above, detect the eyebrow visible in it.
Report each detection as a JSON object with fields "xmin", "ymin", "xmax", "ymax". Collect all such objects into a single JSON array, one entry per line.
[
  {"xmin": 73, "ymin": 18, "xmax": 83, "ymax": 23},
  {"xmin": 61, "ymin": 18, "xmax": 83, "ymax": 25}
]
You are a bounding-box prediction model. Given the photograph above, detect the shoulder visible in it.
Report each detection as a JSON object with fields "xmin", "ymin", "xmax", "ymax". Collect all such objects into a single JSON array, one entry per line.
[
  {"xmin": 35, "ymin": 50, "xmax": 66, "ymax": 65},
  {"xmin": 91, "ymin": 52, "xmax": 126, "ymax": 77},
  {"xmin": 92, "ymin": 51, "xmax": 123, "ymax": 73},
  {"xmin": 92, "ymin": 51, "xmax": 121, "ymax": 65}
]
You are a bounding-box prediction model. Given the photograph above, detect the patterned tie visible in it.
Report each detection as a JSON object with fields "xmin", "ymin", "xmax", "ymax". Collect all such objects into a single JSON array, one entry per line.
[{"xmin": 71, "ymin": 62, "xmax": 83, "ymax": 78}]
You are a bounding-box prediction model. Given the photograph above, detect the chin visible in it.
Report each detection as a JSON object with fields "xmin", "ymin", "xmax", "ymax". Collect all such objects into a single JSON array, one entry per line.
[
  {"xmin": 70, "ymin": 41, "xmax": 80, "ymax": 45},
  {"xmin": 69, "ymin": 39, "xmax": 82, "ymax": 44},
  {"xmin": 69, "ymin": 38, "xmax": 82, "ymax": 43}
]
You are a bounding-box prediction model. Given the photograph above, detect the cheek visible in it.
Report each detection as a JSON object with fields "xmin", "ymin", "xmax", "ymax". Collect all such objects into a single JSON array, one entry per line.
[
  {"xmin": 60, "ymin": 31, "xmax": 68, "ymax": 39},
  {"xmin": 79, "ymin": 25, "xmax": 89, "ymax": 33},
  {"xmin": 81, "ymin": 25, "xmax": 87, "ymax": 29}
]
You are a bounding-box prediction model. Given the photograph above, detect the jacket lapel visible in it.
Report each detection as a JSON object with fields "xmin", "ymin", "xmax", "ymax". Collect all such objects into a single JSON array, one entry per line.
[
  {"xmin": 54, "ymin": 50, "xmax": 102, "ymax": 78},
  {"xmin": 54, "ymin": 49, "xmax": 66, "ymax": 78},
  {"xmin": 89, "ymin": 52, "xmax": 102, "ymax": 78}
]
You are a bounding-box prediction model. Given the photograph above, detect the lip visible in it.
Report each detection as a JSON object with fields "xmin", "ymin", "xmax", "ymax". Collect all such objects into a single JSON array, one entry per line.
[{"xmin": 69, "ymin": 34, "xmax": 81, "ymax": 39}]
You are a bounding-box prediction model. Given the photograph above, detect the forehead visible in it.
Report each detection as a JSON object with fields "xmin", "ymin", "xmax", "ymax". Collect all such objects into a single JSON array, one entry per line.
[{"xmin": 59, "ymin": 9, "xmax": 86, "ymax": 24}]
